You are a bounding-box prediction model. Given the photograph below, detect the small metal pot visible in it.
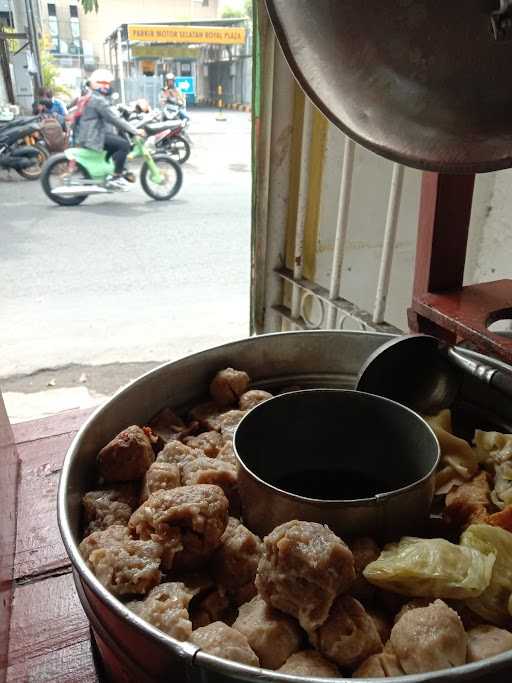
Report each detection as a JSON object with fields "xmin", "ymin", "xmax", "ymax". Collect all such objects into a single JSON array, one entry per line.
[
  {"xmin": 58, "ymin": 330, "xmax": 512, "ymax": 683},
  {"xmin": 235, "ymin": 389, "xmax": 439, "ymax": 541}
]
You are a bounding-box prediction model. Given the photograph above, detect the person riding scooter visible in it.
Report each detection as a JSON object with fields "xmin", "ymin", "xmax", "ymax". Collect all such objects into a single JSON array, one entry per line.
[
  {"xmin": 78, "ymin": 69, "xmax": 145, "ymax": 190},
  {"xmin": 160, "ymin": 72, "xmax": 190, "ymax": 124}
]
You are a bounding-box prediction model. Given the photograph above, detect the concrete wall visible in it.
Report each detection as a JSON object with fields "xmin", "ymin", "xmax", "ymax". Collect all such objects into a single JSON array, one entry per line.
[
  {"xmin": 79, "ymin": 0, "xmax": 220, "ymax": 68},
  {"xmin": 314, "ymin": 119, "xmax": 505, "ymax": 331}
]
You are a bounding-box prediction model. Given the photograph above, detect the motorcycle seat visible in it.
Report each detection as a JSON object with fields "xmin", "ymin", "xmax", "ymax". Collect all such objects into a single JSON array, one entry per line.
[{"xmin": 145, "ymin": 121, "xmax": 183, "ymax": 134}]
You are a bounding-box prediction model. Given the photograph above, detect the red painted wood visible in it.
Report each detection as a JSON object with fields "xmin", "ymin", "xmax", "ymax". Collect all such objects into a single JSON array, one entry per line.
[
  {"xmin": 412, "ymin": 172, "xmax": 475, "ymax": 296},
  {"xmin": 0, "ymin": 394, "xmax": 18, "ymax": 682},
  {"xmin": 7, "ymin": 573, "xmax": 98, "ymax": 681},
  {"xmin": 8, "ymin": 573, "xmax": 91, "ymax": 668},
  {"xmin": 414, "ymin": 280, "xmax": 512, "ymax": 363},
  {"xmin": 14, "ymin": 432, "xmax": 75, "ymax": 579},
  {"xmin": 6, "ymin": 639, "xmax": 99, "ymax": 683},
  {"xmin": 12, "ymin": 407, "xmax": 95, "ymax": 445},
  {"xmin": 5, "ymin": 408, "xmax": 99, "ymax": 681},
  {"xmin": 408, "ymin": 172, "xmax": 512, "ymax": 362}
]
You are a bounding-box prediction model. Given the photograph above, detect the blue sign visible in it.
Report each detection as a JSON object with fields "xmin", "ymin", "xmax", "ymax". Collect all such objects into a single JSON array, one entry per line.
[{"xmin": 175, "ymin": 77, "xmax": 196, "ymax": 96}]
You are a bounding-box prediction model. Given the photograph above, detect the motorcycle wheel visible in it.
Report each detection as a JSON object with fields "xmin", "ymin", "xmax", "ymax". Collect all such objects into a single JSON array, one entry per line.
[
  {"xmin": 166, "ymin": 135, "xmax": 191, "ymax": 165},
  {"xmin": 16, "ymin": 143, "xmax": 49, "ymax": 180},
  {"xmin": 140, "ymin": 154, "xmax": 183, "ymax": 201},
  {"xmin": 41, "ymin": 153, "xmax": 89, "ymax": 206}
]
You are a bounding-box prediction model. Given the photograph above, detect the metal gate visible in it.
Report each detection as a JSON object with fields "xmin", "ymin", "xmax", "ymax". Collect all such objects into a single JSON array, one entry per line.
[
  {"xmin": 114, "ymin": 75, "xmax": 162, "ymax": 108},
  {"xmin": 251, "ymin": 8, "xmax": 408, "ymax": 339},
  {"xmin": 251, "ymin": 4, "xmax": 496, "ymax": 344}
]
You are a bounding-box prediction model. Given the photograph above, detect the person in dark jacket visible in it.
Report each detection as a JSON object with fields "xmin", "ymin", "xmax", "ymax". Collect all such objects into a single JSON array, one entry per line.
[{"xmin": 78, "ymin": 69, "xmax": 144, "ymax": 190}]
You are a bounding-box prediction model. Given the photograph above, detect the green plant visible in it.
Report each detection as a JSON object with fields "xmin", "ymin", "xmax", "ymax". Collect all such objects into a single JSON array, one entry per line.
[
  {"xmin": 39, "ymin": 41, "xmax": 72, "ymax": 98},
  {"xmin": 221, "ymin": 0, "xmax": 252, "ymax": 18},
  {"xmin": 80, "ymin": 0, "xmax": 99, "ymax": 12},
  {"xmin": 221, "ymin": 5, "xmax": 242, "ymax": 18}
]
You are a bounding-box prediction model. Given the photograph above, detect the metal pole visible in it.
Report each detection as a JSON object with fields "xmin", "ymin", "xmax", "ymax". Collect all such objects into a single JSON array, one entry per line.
[
  {"xmin": 24, "ymin": 0, "xmax": 42, "ymax": 89},
  {"xmin": 326, "ymin": 136, "xmax": 356, "ymax": 328},
  {"xmin": 216, "ymin": 83, "xmax": 226, "ymax": 121},
  {"xmin": 373, "ymin": 163, "xmax": 405, "ymax": 324},
  {"xmin": 290, "ymin": 97, "xmax": 314, "ymax": 325},
  {"xmin": 117, "ymin": 27, "xmax": 126, "ymax": 103}
]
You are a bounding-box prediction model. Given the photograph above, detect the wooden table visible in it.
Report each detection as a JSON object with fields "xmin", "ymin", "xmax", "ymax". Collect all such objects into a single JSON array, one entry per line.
[
  {"xmin": 3, "ymin": 406, "xmax": 511, "ymax": 683},
  {"xmin": 5, "ymin": 408, "xmax": 101, "ymax": 682}
]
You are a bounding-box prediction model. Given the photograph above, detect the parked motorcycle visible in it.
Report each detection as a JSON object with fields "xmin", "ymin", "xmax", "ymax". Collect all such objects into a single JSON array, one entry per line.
[
  {"xmin": 118, "ymin": 103, "xmax": 192, "ymax": 165},
  {"xmin": 0, "ymin": 118, "xmax": 48, "ymax": 180},
  {"xmin": 40, "ymin": 132, "xmax": 182, "ymax": 206}
]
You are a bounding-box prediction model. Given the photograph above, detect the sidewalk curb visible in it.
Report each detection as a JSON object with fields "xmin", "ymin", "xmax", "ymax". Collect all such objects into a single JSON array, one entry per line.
[{"xmin": 195, "ymin": 98, "xmax": 251, "ymax": 113}]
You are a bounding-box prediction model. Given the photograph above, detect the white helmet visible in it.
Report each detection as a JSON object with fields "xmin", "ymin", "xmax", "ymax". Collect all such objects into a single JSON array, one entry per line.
[
  {"xmin": 90, "ymin": 69, "xmax": 114, "ymax": 89},
  {"xmin": 165, "ymin": 72, "xmax": 176, "ymax": 81}
]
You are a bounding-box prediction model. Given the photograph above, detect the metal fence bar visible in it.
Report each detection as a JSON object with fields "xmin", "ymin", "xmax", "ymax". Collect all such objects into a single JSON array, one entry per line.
[
  {"xmin": 274, "ymin": 266, "xmax": 403, "ymax": 334},
  {"xmin": 372, "ymin": 163, "xmax": 405, "ymax": 323},
  {"xmin": 326, "ymin": 136, "xmax": 356, "ymax": 328},
  {"xmin": 290, "ymin": 97, "xmax": 315, "ymax": 327}
]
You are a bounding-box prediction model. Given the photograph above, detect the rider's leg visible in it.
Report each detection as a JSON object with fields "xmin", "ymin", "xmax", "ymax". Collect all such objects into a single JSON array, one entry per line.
[{"xmin": 104, "ymin": 134, "xmax": 131, "ymax": 176}]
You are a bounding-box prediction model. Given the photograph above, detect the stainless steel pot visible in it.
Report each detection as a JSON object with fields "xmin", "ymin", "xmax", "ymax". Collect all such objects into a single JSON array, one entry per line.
[
  {"xmin": 58, "ymin": 330, "xmax": 512, "ymax": 683},
  {"xmin": 235, "ymin": 389, "xmax": 439, "ymax": 541}
]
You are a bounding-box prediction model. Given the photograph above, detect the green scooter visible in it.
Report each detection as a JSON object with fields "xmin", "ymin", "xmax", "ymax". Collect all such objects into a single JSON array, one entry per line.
[{"xmin": 40, "ymin": 135, "xmax": 182, "ymax": 206}]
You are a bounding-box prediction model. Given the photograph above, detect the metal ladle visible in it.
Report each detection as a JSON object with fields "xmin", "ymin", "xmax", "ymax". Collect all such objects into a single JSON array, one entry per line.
[{"xmin": 356, "ymin": 334, "xmax": 512, "ymax": 414}]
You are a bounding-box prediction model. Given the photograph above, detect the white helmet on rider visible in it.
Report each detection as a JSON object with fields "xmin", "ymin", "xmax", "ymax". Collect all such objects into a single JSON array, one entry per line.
[
  {"xmin": 89, "ymin": 69, "xmax": 115, "ymax": 95},
  {"xmin": 165, "ymin": 72, "xmax": 176, "ymax": 83}
]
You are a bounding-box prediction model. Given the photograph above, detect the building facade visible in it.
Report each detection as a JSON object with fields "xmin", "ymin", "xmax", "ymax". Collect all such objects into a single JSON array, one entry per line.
[{"xmin": 79, "ymin": 0, "xmax": 220, "ymax": 71}]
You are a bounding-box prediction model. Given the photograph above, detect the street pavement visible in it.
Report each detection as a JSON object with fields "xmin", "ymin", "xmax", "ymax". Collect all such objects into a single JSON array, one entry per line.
[{"xmin": 0, "ymin": 108, "xmax": 252, "ymax": 421}]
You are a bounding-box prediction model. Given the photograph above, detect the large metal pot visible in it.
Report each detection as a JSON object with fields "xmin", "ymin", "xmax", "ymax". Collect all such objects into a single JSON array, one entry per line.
[{"xmin": 58, "ymin": 330, "xmax": 512, "ymax": 682}]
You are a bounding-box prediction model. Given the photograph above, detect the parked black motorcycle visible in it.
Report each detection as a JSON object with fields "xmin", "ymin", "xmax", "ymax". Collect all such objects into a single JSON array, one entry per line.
[
  {"xmin": 117, "ymin": 104, "xmax": 192, "ymax": 165},
  {"xmin": 0, "ymin": 118, "xmax": 48, "ymax": 179}
]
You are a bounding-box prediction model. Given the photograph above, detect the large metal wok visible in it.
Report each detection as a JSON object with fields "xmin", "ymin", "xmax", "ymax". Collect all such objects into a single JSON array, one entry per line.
[{"xmin": 265, "ymin": 0, "xmax": 512, "ymax": 173}]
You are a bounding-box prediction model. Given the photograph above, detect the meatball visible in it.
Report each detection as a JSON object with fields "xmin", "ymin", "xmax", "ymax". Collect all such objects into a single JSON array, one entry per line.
[
  {"xmin": 277, "ymin": 650, "xmax": 339, "ymax": 677},
  {"xmin": 467, "ymin": 625, "xmax": 512, "ymax": 662},
  {"xmin": 148, "ymin": 407, "xmax": 187, "ymax": 444},
  {"xmin": 444, "ymin": 471, "xmax": 491, "ymax": 529},
  {"xmin": 217, "ymin": 441, "xmax": 238, "ymax": 467},
  {"xmin": 190, "ymin": 586, "xmax": 235, "ymax": 629},
  {"xmin": 353, "ymin": 651, "xmax": 405, "ymax": 678},
  {"xmin": 79, "ymin": 524, "xmax": 162, "ymax": 596},
  {"xmin": 368, "ymin": 608, "xmax": 393, "ymax": 645},
  {"xmin": 97, "ymin": 425, "xmax": 155, "ymax": 482},
  {"xmin": 232, "ymin": 595, "xmax": 303, "ymax": 670},
  {"xmin": 180, "ymin": 456, "xmax": 239, "ymax": 511},
  {"xmin": 127, "ymin": 582, "xmax": 194, "ymax": 640},
  {"xmin": 191, "ymin": 621, "xmax": 259, "ymax": 667},
  {"xmin": 156, "ymin": 440, "xmax": 201, "ymax": 466},
  {"xmin": 212, "ymin": 517, "xmax": 263, "ymax": 599},
  {"xmin": 256, "ymin": 520, "xmax": 355, "ymax": 631},
  {"xmin": 210, "ymin": 368, "xmax": 250, "ymax": 407},
  {"xmin": 188, "ymin": 402, "xmax": 224, "ymax": 432},
  {"xmin": 218, "ymin": 410, "xmax": 246, "ymax": 442},
  {"xmin": 310, "ymin": 595, "xmax": 382, "ymax": 670},
  {"xmin": 129, "ymin": 485, "xmax": 228, "ymax": 571},
  {"xmin": 82, "ymin": 484, "xmax": 138, "ymax": 536},
  {"xmin": 239, "ymin": 390, "xmax": 273, "ymax": 411},
  {"xmin": 390, "ymin": 599, "xmax": 466, "ymax": 673},
  {"xmin": 183, "ymin": 431, "xmax": 224, "ymax": 458},
  {"xmin": 394, "ymin": 598, "xmax": 432, "ymax": 624},
  {"xmin": 140, "ymin": 461, "xmax": 181, "ymax": 502},
  {"xmin": 350, "ymin": 537, "xmax": 380, "ymax": 602}
]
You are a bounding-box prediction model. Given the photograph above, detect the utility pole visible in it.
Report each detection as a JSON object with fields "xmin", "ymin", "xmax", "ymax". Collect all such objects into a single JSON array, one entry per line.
[
  {"xmin": 23, "ymin": 0, "xmax": 42, "ymax": 88},
  {"xmin": 116, "ymin": 27, "xmax": 126, "ymax": 103}
]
